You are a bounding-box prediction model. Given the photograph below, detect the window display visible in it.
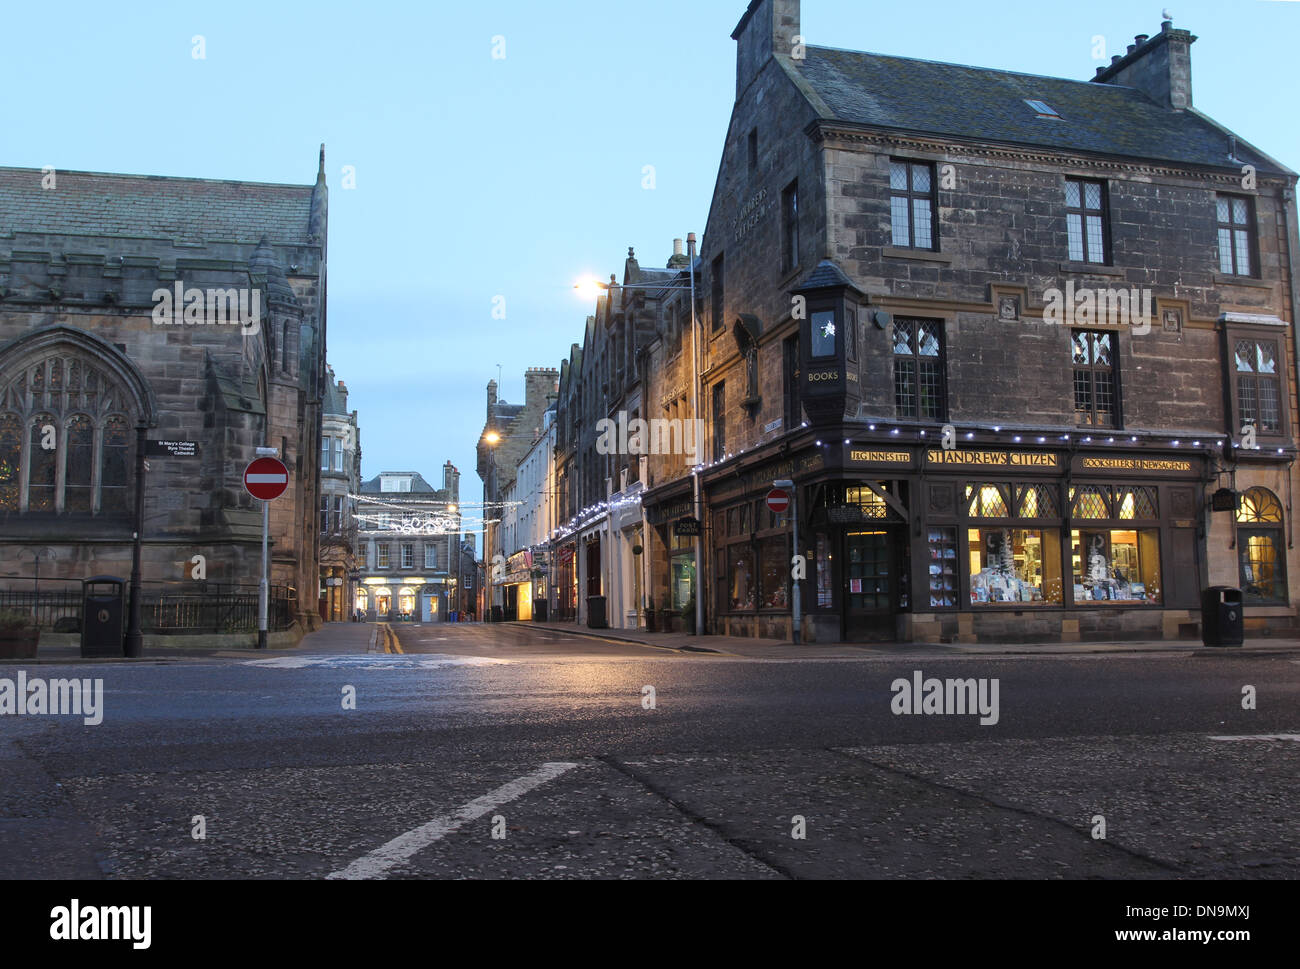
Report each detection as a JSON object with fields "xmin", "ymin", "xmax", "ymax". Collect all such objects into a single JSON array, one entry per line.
[
  {"xmin": 729, "ymin": 548, "xmax": 754, "ymax": 611},
  {"xmin": 927, "ymin": 528, "xmax": 958, "ymax": 608},
  {"xmin": 968, "ymin": 528, "xmax": 1062, "ymax": 604},
  {"xmin": 759, "ymin": 538, "xmax": 789, "ymax": 609},
  {"xmin": 1069, "ymin": 529, "xmax": 1161, "ymax": 603}
]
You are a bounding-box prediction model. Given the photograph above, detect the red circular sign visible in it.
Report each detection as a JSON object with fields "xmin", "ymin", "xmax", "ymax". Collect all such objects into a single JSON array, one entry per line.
[
  {"xmin": 766, "ymin": 489, "xmax": 790, "ymax": 515},
  {"xmin": 244, "ymin": 457, "xmax": 289, "ymax": 501}
]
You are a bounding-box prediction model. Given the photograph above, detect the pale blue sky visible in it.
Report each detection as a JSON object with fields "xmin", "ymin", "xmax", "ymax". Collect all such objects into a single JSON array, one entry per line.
[{"xmin": 1, "ymin": 0, "xmax": 1295, "ymax": 488}]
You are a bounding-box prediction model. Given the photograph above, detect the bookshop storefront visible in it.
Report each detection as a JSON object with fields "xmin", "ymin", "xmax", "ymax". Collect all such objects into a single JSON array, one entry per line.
[{"xmin": 706, "ymin": 441, "xmax": 1209, "ymax": 643}]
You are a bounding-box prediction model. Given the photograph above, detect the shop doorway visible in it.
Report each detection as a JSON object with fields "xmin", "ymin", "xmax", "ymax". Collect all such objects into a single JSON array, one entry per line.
[{"xmin": 843, "ymin": 529, "xmax": 905, "ymax": 641}]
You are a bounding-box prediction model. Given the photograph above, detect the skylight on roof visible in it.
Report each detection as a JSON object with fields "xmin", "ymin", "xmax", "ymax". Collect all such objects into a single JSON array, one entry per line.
[{"xmin": 1024, "ymin": 99, "xmax": 1062, "ymax": 120}]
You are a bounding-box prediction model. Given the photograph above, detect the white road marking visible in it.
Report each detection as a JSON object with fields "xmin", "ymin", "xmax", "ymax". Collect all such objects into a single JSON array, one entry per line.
[
  {"xmin": 1209, "ymin": 734, "xmax": 1300, "ymax": 742},
  {"xmin": 242, "ymin": 655, "xmax": 506, "ymax": 670},
  {"xmin": 327, "ymin": 762, "xmax": 581, "ymax": 880}
]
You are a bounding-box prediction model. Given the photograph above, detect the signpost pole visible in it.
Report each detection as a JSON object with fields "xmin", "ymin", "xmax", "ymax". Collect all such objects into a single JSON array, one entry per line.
[
  {"xmin": 258, "ymin": 499, "xmax": 269, "ymax": 650},
  {"xmin": 773, "ymin": 481, "xmax": 800, "ymax": 645},
  {"xmin": 791, "ymin": 488, "xmax": 801, "ymax": 645}
]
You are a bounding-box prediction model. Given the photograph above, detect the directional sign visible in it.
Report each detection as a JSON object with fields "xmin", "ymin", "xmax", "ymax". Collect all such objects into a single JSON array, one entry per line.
[
  {"xmin": 146, "ymin": 439, "xmax": 199, "ymax": 459},
  {"xmin": 244, "ymin": 457, "xmax": 289, "ymax": 501},
  {"xmin": 766, "ymin": 489, "xmax": 790, "ymax": 515}
]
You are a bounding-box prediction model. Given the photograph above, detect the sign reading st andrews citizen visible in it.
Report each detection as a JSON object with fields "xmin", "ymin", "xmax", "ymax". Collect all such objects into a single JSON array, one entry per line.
[{"xmin": 927, "ymin": 449, "xmax": 1058, "ymax": 468}]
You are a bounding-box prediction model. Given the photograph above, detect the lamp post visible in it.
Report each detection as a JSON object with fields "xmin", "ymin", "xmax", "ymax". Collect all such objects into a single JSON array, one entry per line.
[{"xmin": 482, "ymin": 430, "xmax": 501, "ymax": 622}]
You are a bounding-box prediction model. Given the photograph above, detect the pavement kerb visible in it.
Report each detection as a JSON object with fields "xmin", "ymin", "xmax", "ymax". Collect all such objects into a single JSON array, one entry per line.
[{"xmin": 510, "ymin": 621, "xmax": 1300, "ymax": 658}]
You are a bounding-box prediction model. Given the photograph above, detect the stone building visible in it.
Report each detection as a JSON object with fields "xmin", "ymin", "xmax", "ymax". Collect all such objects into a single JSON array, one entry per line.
[
  {"xmin": 498, "ymin": 403, "xmax": 555, "ymax": 621},
  {"xmin": 319, "ymin": 366, "xmax": 361, "ymax": 622},
  {"xmin": 552, "ymin": 248, "xmax": 684, "ymax": 629},
  {"xmin": 0, "ymin": 151, "xmax": 329, "ymax": 635},
  {"xmin": 476, "ymin": 368, "xmax": 557, "ymax": 620},
  {"xmin": 355, "ymin": 467, "xmax": 462, "ymax": 622},
  {"xmin": 686, "ymin": 0, "xmax": 1299, "ymax": 642}
]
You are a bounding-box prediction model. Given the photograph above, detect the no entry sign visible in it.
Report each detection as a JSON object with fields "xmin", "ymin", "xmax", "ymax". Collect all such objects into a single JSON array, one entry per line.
[
  {"xmin": 766, "ymin": 489, "xmax": 790, "ymax": 515},
  {"xmin": 244, "ymin": 457, "xmax": 289, "ymax": 501}
]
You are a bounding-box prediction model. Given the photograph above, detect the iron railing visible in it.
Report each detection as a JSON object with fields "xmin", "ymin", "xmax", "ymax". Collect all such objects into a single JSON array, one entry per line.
[{"xmin": 0, "ymin": 583, "xmax": 298, "ymax": 634}]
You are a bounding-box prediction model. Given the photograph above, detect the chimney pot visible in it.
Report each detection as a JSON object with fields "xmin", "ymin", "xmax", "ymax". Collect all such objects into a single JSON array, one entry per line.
[
  {"xmin": 1111, "ymin": 55, "xmax": 1122, "ymax": 65},
  {"xmin": 1126, "ymin": 44, "xmax": 1136, "ymax": 54},
  {"xmin": 1135, "ymin": 34, "xmax": 1149, "ymax": 45},
  {"xmin": 673, "ymin": 238, "xmax": 684, "ymax": 256}
]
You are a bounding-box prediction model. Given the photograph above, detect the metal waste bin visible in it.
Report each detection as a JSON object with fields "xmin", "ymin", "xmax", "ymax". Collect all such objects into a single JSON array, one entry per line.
[
  {"xmin": 1201, "ymin": 587, "xmax": 1244, "ymax": 647},
  {"xmin": 81, "ymin": 576, "xmax": 126, "ymax": 658},
  {"xmin": 587, "ymin": 595, "xmax": 607, "ymax": 629},
  {"xmin": 533, "ymin": 598, "xmax": 548, "ymax": 623}
]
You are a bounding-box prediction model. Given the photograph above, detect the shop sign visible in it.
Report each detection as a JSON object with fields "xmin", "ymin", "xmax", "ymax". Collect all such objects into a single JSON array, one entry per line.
[
  {"xmin": 848, "ymin": 449, "xmax": 911, "ymax": 466},
  {"xmin": 927, "ymin": 449, "xmax": 1058, "ymax": 468},
  {"xmin": 674, "ymin": 517, "xmax": 701, "ymax": 537},
  {"xmin": 1080, "ymin": 456, "xmax": 1195, "ymax": 474}
]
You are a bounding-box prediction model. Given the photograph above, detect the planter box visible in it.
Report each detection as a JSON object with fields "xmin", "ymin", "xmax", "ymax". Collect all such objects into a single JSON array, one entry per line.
[{"xmin": 0, "ymin": 628, "xmax": 40, "ymax": 659}]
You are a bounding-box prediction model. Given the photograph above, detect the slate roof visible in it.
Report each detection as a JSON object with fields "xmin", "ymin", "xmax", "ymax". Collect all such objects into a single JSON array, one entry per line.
[
  {"xmin": 0, "ymin": 167, "xmax": 316, "ymax": 243},
  {"xmin": 322, "ymin": 375, "xmax": 349, "ymax": 416},
  {"xmin": 794, "ymin": 258, "xmax": 859, "ymax": 293},
  {"xmin": 360, "ymin": 473, "xmax": 440, "ymax": 495},
  {"xmin": 798, "ymin": 46, "xmax": 1291, "ymax": 175}
]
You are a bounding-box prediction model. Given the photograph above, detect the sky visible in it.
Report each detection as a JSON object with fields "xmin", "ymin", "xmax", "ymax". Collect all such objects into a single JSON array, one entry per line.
[{"xmin": 1, "ymin": 0, "xmax": 1297, "ymax": 492}]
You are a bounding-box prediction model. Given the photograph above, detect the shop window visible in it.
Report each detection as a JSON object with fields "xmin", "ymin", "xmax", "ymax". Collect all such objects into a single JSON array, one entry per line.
[
  {"xmin": 1115, "ymin": 486, "xmax": 1158, "ymax": 521},
  {"xmin": 969, "ymin": 528, "xmax": 1063, "ymax": 605},
  {"xmin": 1071, "ymin": 486, "xmax": 1110, "ymax": 520},
  {"xmin": 1070, "ymin": 529, "xmax": 1161, "ymax": 603},
  {"xmin": 846, "ymin": 486, "xmax": 889, "ymax": 520},
  {"xmin": 727, "ymin": 546, "xmax": 755, "ymax": 611},
  {"xmin": 927, "ymin": 528, "xmax": 958, "ymax": 608},
  {"xmin": 1237, "ymin": 487, "xmax": 1286, "ymax": 603},
  {"xmin": 759, "ymin": 538, "xmax": 789, "ymax": 609},
  {"xmin": 811, "ymin": 310, "xmax": 837, "ymax": 358},
  {"xmin": 1235, "ymin": 339, "xmax": 1281, "ymax": 434},
  {"xmin": 814, "ymin": 534, "xmax": 833, "ymax": 608},
  {"xmin": 1016, "ymin": 485, "xmax": 1058, "ymax": 519},
  {"xmin": 893, "ymin": 319, "xmax": 945, "ymax": 420},
  {"xmin": 355, "ymin": 589, "xmax": 369, "ymax": 614},
  {"xmin": 966, "ymin": 483, "xmax": 1010, "ymax": 519}
]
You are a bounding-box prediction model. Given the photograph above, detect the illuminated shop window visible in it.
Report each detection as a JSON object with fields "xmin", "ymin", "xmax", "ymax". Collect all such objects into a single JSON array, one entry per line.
[
  {"xmin": 1070, "ymin": 529, "xmax": 1161, "ymax": 604},
  {"xmin": 968, "ymin": 528, "xmax": 1063, "ymax": 605}
]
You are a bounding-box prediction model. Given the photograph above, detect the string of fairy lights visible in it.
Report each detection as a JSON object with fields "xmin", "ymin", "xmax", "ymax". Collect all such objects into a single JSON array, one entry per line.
[{"xmin": 541, "ymin": 419, "xmax": 1292, "ymax": 545}]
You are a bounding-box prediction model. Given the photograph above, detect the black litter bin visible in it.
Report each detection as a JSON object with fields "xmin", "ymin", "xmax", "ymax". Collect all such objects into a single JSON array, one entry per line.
[
  {"xmin": 533, "ymin": 599, "xmax": 548, "ymax": 623},
  {"xmin": 587, "ymin": 595, "xmax": 607, "ymax": 629},
  {"xmin": 490, "ymin": 605, "xmax": 503, "ymax": 624},
  {"xmin": 81, "ymin": 576, "xmax": 126, "ymax": 658},
  {"xmin": 1201, "ymin": 587, "xmax": 1244, "ymax": 647}
]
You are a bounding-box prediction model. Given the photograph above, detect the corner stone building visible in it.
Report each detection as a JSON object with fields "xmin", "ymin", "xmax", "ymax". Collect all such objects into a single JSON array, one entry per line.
[
  {"xmin": 674, "ymin": 0, "xmax": 1300, "ymax": 643},
  {"xmin": 0, "ymin": 153, "xmax": 329, "ymax": 633}
]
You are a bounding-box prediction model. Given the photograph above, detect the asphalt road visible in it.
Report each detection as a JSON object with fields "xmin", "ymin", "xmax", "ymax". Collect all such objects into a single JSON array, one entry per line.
[{"xmin": 1, "ymin": 623, "xmax": 1297, "ymax": 880}]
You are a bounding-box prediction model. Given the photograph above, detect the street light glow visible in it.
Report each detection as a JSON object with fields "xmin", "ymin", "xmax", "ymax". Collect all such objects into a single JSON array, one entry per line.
[{"xmin": 573, "ymin": 276, "xmax": 606, "ymax": 302}]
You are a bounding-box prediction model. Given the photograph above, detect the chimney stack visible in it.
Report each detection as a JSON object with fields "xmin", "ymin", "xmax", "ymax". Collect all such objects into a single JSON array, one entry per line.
[
  {"xmin": 1092, "ymin": 21, "xmax": 1197, "ymax": 111},
  {"xmin": 732, "ymin": 0, "xmax": 801, "ymax": 98}
]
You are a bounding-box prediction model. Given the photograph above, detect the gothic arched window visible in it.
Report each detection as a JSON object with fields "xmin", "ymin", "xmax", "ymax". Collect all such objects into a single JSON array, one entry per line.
[{"xmin": 0, "ymin": 351, "xmax": 136, "ymax": 515}]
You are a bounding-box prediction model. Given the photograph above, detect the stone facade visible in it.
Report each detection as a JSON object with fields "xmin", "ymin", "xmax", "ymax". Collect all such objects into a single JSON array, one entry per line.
[
  {"xmin": 319, "ymin": 366, "xmax": 361, "ymax": 622},
  {"xmin": 676, "ymin": 0, "xmax": 1300, "ymax": 642},
  {"xmin": 0, "ymin": 152, "xmax": 329, "ymax": 634}
]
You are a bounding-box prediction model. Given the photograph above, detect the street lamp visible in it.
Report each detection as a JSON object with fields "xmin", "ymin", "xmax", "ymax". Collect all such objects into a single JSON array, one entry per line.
[{"xmin": 774, "ymin": 479, "xmax": 801, "ymax": 645}]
